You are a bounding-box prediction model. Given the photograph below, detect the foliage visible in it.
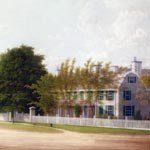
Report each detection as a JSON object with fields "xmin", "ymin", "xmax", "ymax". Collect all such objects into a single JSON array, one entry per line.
[
  {"xmin": 74, "ymin": 104, "xmax": 82, "ymax": 117},
  {"xmin": 137, "ymin": 75, "xmax": 150, "ymax": 104},
  {"xmin": 134, "ymin": 110, "xmax": 142, "ymax": 120},
  {"xmin": 136, "ymin": 88, "xmax": 150, "ymax": 104},
  {"xmin": 0, "ymin": 46, "xmax": 125, "ymax": 115},
  {"xmin": 56, "ymin": 59, "xmax": 76, "ymax": 99},
  {"xmin": 97, "ymin": 114, "xmax": 109, "ymax": 119},
  {"xmin": 30, "ymin": 74, "xmax": 58, "ymax": 115},
  {"xmin": 31, "ymin": 58, "xmax": 125, "ymax": 115},
  {"xmin": 56, "ymin": 59, "xmax": 125, "ymax": 100},
  {"xmin": 141, "ymin": 75, "xmax": 150, "ymax": 88},
  {"xmin": 0, "ymin": 45, "xmax": 47, "ymax": 112}
]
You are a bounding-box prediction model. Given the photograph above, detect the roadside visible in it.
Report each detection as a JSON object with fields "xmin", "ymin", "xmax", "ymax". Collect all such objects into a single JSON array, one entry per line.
[
  {"xmin": 0, "ymin": 127, "xmax": 150, "ymax": 150},
  {"xmin": 0, "ymin": 123, "xmax": 150, "ymax": 150}
]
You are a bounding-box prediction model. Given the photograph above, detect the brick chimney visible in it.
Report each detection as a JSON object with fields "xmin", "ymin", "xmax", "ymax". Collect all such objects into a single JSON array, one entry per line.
[{"xmin": 131, "ymin": 57, "xmax": 142, "ymax": 76}]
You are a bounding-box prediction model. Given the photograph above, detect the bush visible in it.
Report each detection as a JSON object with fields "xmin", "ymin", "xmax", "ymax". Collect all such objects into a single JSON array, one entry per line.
[
  {"xmin": 74, "ymin": 105, "xmax": 82, "ymax": 117},
  {"xmin": 97, "ymin": 114, "xmax": 116, "ymax": 119},
  {"xmin": 134, "ymin": 110, "xmax": 142, "ymax": 120}
]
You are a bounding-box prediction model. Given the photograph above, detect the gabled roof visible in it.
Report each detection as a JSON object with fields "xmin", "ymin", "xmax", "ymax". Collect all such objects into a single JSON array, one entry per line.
[
  {"xmin": 122, "ymin": 71, "xmax": 139, "ymax": 78},
  {"xmin": 118, "ymin": 71, "xmax": 139, "ymax": 88}
]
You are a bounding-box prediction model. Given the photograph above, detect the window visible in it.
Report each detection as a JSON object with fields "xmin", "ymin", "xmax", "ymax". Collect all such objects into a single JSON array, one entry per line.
[
  {"xmin": 105, "ymin": 106, "xmax": 114, "ymax": 115},
  {"xmin": 128, "ymin": 76, "xmax": 136, "ymax": 83},
  {"xmin": 99, "ymin": 106, "xmax": 104, "ymax": 115},
  {"xmin": 107, "ymin": 106, "xmax": 114, "ymax": 115},
  {"xmin": 123, "ymin": 90, "xmax": 131, "ymax": 100},
  {"xmin": 99, "ymin": 91, "xmax": 104, "ymax": 100},
  {"xmin": 80, "ymin": 91, "xmax": 84, "ymax": 100},
  {"xmin": 99, "ymin": 106, "xmax": 114, "ymax": 115},
  {"xmin": 87, "ymin": 91, "xmax": 93, "ymax": 100},
  {"xmin": 123, "ymin": 106, "xmax": 135, "ymax": 116},
  {"xmin": 73, "ymin": 92, "xmax": 78, "ymax": 100},
  {"xmin": 66, "ymin": 92, "xmax": 71, "ymax": 100},
  {"xmin": 106, "ymin": 91, "xmax": 114, "ymax": 100}
]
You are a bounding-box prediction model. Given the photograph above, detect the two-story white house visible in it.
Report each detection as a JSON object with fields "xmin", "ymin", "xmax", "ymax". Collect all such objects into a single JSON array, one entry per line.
[
  {"xmin": 57, "ymin": 58, "xmax": 150, "ymax": 119},
  {"xmin": 97, "ymin": 58, "xmax": 150, "ymax": 119}
]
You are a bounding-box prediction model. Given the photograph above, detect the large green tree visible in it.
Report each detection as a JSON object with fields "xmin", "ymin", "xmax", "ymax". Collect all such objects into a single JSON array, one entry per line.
[
  {"xmin": 30, "ymin": 74, "xmax": 58, "ymax": 115},
  {"xmin": 0, "ymin": 45, "xmax": 47, "ymax": 112}
]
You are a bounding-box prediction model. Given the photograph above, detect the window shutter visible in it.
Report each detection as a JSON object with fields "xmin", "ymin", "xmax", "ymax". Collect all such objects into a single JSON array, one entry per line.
[
  {"xmin": 112, "ymin": 106, "xmax": 114, "ymax": 115},
  {"xmin": 123, "ymin": 91, "xmax": 125, "ymax": 100},
  {"xmin": 129, "ymin": 91, "xmax": 131, "ymax": 100},
  {"xmin": 132, "ymin": 106, "xmax": 135, "ymax": 116},
  {"xmin": 123, "ymin": 106, "xmax": 125, "ymax": 116},
  {"xmin": 134, "ymin": 77, "xmax": 136, "ymax": 83},
  {"xmin": 105, "ymin": 106, "xmax": 108, "ymax": 114}
]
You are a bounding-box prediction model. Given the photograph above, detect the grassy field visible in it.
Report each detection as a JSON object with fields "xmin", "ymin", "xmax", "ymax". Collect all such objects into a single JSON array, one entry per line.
[
  {"xmin": 53, "ymin": 124, "xmax": 150, "ymax": 135},
  {"xmin": 0, "ymin": 122, "xmax": 61, "ymax": 133},
  {"xmin": 0, "ymin": 122, "xmax": 150, "ymax": 135}
]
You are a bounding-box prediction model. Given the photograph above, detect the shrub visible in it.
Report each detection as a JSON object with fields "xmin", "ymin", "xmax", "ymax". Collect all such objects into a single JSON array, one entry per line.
[
  {"xmin": 74, "ymin": 105, "xmax": 82, "ymax": 117},
  {"xmin": 134, "ymin": 110, "xmax": 142, "ymax": 120}
]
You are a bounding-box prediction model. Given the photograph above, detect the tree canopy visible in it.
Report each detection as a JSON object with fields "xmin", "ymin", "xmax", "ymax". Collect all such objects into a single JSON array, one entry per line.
[
  {"xmin": 31, "ymin": 58, "xmax": 126, "ymax": 115},
  {"xmin": 0, "ymin": 45, "xmax": 47, "ymax": 112},
  {"xmin": 30, "ymin": 74, "xmax": 58, "ymax": 115},
  {"xmin": 141, "ymin": 75, "xmax": 150, "ymax": 88},
  {"xmin": 0, "ymin": 46, "xmax": 128, "ymax": 115}
]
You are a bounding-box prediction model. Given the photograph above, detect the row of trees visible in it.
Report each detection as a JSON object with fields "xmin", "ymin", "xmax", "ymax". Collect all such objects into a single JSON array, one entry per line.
[
  {"xmin": 30, "ymin": 59, "xmax": 127, "ymax": 114},
  {"xmin": 0, "ymin": 45, "xmax": 150, "ymax": 115}
]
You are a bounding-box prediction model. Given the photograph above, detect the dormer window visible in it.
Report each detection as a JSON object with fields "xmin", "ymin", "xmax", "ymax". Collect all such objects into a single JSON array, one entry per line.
[{"xmin": 128, "ymin": 76, "xmax": 136, "ymax": 83}]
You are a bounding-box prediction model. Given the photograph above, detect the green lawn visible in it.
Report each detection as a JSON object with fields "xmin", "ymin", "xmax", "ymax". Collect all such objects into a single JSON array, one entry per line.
[
  {"xmin": 0, "ymin": 122, "xmax": 150, "ymax": 135},
  {"xmin": 0, "ymin": 122, "xmax": 61, "ymax": 133},
  {"xmin": 53, "ymin": 124, "xmax": 150, "ymax": 135}
]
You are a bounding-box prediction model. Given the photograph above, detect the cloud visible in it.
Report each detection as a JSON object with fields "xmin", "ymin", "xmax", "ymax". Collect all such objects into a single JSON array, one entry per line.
[
  {"xmin": 75, "ymin": 0, "xmax": 150, "ymax": 68},
  {"xmin": 0, "ymin": 0, "xmax": 150, "ymax": 72},
  {"xmin": 106, "ymin": 10, "xmax": 148, "ymax": 49},
  {"xmin": 0, "ymin": 25, "xmax": 9, "ymax": 36}
]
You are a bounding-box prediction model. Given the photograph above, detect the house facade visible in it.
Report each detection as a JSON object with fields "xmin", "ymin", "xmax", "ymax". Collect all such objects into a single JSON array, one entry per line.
[{"xmin": 57, "ymin": 58, "xmax": 150, "ymax": 119}]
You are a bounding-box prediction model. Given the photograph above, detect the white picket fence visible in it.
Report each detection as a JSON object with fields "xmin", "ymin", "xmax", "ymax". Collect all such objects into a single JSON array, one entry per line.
[
  {"xmin": 0, "ymin": 112, "xmax": 11, "ymax": 121},
  {"xmin": 0, "ymin": 112, "xmax": 150, "ymax": 130},
  {"xmin": 30, "ymin": 116, "xmax": 150, "ymax": 130},
  {"xmin": 14, "ymin": 113, "xmax": 30, "ymax": 122}
]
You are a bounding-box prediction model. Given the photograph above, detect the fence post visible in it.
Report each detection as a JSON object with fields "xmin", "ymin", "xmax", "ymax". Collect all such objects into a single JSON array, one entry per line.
[
  {"xmin": 80, "ymin": 115, "xmax": 82, "ymax": 126},
  {"xmin": 67, "ymin": 114, "xmax": 69, "ymax": 124},
  {"xmin": 29, "ymin": 106, "xmax": 35, "ymax": 123},
  {"xmin": 8, "ymin": 112, "xmax": 12, "ymax": 122},
  {"xmin": 125, "ymin": 116, "xmax": 128, "ymax": 128},
  {"xmin": 108, "ymin": 116, "xmax": 110, "ymax": 127},
  {"xmin": 46, "ymin": 114, "xmax": 49, "ymax": 124},
  {"xmin": 56, "ymin": 115, "xmax": 59, "ymax": 124},
  {"xmin": 93, "ymin": 115, "xmax": 96, "ymax": 126}
]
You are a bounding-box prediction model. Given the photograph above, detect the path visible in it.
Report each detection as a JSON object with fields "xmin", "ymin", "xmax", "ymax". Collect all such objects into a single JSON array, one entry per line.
[{"xmin": 0, "ymin": 128, "xmax": 149, "ymax": 150}]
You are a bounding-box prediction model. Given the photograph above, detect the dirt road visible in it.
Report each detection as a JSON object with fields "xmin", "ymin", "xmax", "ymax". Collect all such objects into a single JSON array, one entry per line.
[{"xmin": 0, "ymin": 128, "xmax": 149, "ymax": 150}]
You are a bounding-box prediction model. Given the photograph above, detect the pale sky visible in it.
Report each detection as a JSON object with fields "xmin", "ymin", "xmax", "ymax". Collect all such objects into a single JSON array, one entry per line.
[{"xmin": 0, "ymin": 0, "xmax": 150, "ymax": 72}]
